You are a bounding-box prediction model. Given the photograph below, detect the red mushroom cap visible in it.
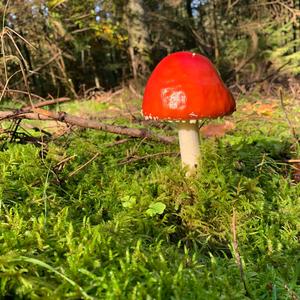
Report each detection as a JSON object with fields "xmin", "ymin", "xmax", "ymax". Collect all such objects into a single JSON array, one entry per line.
[{"xmin": 142, "ymin": 51, "xmax": 235, "ymax": 121}]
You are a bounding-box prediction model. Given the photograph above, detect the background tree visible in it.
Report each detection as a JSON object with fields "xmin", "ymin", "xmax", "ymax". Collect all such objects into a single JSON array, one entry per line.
[{"xmin": 0, "ymin": 0, "xmax": 299, "ymax": 100}]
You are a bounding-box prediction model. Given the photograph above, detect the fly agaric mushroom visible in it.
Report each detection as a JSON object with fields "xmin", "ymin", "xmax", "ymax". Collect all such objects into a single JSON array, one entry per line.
[{"xmin": 142, "ymin": 51, "xmax": 235, "ymax": 175}]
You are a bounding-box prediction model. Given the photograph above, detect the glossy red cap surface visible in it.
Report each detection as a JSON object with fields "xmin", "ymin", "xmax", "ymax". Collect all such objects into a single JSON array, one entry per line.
[{"xmin": 142, "ymin": 51, "xmax": 235, "ymax": 121}]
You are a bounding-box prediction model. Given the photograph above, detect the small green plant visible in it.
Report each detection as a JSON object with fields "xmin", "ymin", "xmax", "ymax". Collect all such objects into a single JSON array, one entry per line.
[{"xmin": 145, "ymin": 202, "xmax": 166, "ymax": 217}]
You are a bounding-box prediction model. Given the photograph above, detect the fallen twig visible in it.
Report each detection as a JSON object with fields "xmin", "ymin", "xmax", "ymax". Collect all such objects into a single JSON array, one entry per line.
[
  {"xmin": 103, "ymin": 139, "xmax": 130, "ymax": 147},
  {"xmin": 54, "ymin": 155, "xmax": 77, "ymax": 172},
  {"xmin": 231, "ymin": 208, "xmax": 251, "ymax": 298},
  {"xmin": 118, "ymin": 151, "xmax": 178, "ymax": 165},
  {"xmin": 5, "ymin": 89, "xmax": 46, "ymax": 102},
  {"xmin": 279, "ymin": 89, "xmax": 298, "ymax": 144},
  {"xmin": 284, "ymin": 159, "xmax": 300, "ymax": 163},
  {"xmin": 69, "ymin": 152, "xmax": 100, "ymax": 177},
  {"xmin": 22, "ymin": 97, "xmax": 72, "ymax": 110},
  {"xmin": 0, "ymin": 108, "xmax": 176, "ymax": 144}
]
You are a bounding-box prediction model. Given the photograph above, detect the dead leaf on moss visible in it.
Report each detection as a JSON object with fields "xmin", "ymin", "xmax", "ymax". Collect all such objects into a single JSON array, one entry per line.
[
  {"xmin": 241, "ymin": 101, "xmax": 278, "ymax": 116},
  {"xmin": 200, "ymin": 121, "xmax": 236, "ymax": 138},
  {"xmin": 255, "ymin": 102, "xmax": 278, "ymax": 116}
]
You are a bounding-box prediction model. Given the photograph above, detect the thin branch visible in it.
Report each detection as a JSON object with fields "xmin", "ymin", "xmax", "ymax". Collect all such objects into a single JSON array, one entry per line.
[
  {"xmin": 0, "ymin": 69, "xmax": 22, "ymax": 101},
  {"xmin": 6, "ymin": 31, "xmax": 29, "ymax": 69},
  {"xmin": 5, "ymin": 89, "xmax": 46, "ymax": 102},
  {"xmin": 1, "ymin": 28, "xmax": 9, "ymax": 83},
  {"xmin": 6, "ymin": 26, "xmax": 36, "ymax": 49},
  {"xmin": 284, "ymin": 159, "xmax": 300, "ymax": 163},
  {"xmin": 118, "ymin": 151, "xmax": 178, "ymax": 165},
  {"xmin": 22, "ymin": 97, "xmax": 72, "ymax": 110},
  {"xmin": 6, "ymin": 31, "xmax": 34, "ymax": 107},
  {"xmin": 71, "ymin": 28, "xmax": 91, "ymax": 34},
  {"xmin": 227, "ymin": 0, "xmax": 240, "ymax": 12},
  {"xmin": 279, "ymin": 89, "xmax": 298, "ymax": 144},
  {"xmin": 65, "ymin": 139, "xmax": 129, "ymax": 176},
  {"xmin": 103, "ymin": 139, "xmax": 129, "ymax": 147},
  {"xmin": 263, "ymin": 1, "xmax": 300, "ymax": 16},
  {"xmin": 68, "ymin": 152, "xmax": 100, "ymax": 177},
  {"xmin": 231, "ymin": 208, "xmax": 251, "ymax": 298},
  {"xmin": 242, "ymin": 61, "xmax": 290, "ymax": 86},
  {"xmin": 2, "ymin": 0, "xmax": 10, "ymax": 30},
  {"xmin": 54, "ymin": 155, "xmax": 76, "ymax": 171},
  {"xmin": 0, "ymin": 108, "xmax": 176, "ymax": 144},
  {"xmin": 21, "ymin": 52, "xmax": 61, "ymax": 83}
]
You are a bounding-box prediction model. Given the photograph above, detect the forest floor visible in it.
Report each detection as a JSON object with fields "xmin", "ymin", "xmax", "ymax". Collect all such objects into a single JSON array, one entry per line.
[{"xmin": 0, "ymin": 89, "xmax": 299, "ymax": 299}]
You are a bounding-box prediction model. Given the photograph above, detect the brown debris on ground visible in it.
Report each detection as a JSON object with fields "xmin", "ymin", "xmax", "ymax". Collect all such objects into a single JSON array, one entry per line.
[{"xmin": 200, "ymin": 121, "xmax": 236, "ymax": 138}]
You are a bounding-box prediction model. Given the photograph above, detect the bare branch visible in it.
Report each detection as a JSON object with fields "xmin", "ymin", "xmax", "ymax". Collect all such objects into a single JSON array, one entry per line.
[
  {"xmin": 69, "ymin": 152, "xmax": 100, "ymax": 177},
  {"xmin": 118, "ymin": 151, "xmax": 178, "ymax": 165},
  {"xmin": 0, "ymin": 108, "xmax": 176, "ymax": 144},
  {"xmin": 279, "ymin": 89, "xmax": 298, "ymax": 145},
  {"xmin": 231, "ymin": 208, "xmax": 251, "ymax": 297},
  {"xmin": 22, "ymin": 97, "xmax": 72, "ymax": 110}
]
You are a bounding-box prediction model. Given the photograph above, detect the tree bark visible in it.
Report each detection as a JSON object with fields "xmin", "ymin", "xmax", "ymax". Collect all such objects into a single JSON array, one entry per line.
[{"xmin": 124, "ymin": 0, "xmax": 150, "ymax": 79}]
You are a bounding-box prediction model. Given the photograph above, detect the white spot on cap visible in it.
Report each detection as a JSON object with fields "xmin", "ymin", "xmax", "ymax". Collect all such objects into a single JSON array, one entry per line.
[
  {"xmin": 161, "ymin": 87, "xmax": 187, "ymax": 110},
  {"xmin": 189, "ymin": 112, "xmax": 198, "ymax": 118},
  {"xmin": 192, "ymin": 53, "xmax": 196, "ymax": 57}
]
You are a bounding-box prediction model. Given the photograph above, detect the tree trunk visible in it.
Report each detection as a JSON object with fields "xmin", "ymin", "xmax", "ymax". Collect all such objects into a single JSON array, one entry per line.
[
  {"xmin": 124, "ymin": 0, "xmax": 150, "ymax": 80},
  {"xmin": 212, "ymin": 0, "xmax": 220, "ymax": 62},
  {"xmin": 186, "ymin": 0, "xmax": 193, "ymax": 18}
]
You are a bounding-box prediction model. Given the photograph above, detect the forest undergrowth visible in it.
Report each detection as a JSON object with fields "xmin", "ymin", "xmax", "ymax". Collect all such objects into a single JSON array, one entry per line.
[{"xmin": 0, "ymin": 91, "xmax": 300, "ymax": 299}]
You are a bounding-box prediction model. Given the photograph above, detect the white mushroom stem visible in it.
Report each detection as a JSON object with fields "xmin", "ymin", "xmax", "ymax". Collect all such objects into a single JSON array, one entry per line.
[{"xmin": 178, "ymin": 122, "xmax": 200, "ymax": 175}]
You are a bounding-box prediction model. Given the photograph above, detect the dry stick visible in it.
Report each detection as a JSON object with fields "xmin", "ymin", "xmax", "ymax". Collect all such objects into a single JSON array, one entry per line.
[
  {"xmin": 28, "ymin": 53, "xmax": 60, "ymax": 78},
  {"xmin": 68, "ymin": 139, "xmax": 130, "ymax": 176},
  {"xmin": 5, "ymin": 31, "xmax": 34, "ymax": 107},
  {"xmin": 6, "ymin": 89, "xmax": 46, "ymax": 102},
  {"xmin": 103, "ymin": 138, "xmax": 129, "ymax": 147},
  {"xmin": 22, "ymin": 97, "xmax": 72, "ymax": 110},
  {"xmin": 54, "ymin": 155, "xmax": 77, "ymax": 171},
  {"xmin": 12, "ymin": 52, "xmax": 61, "ymax": 87},
  {"xmin": 1, "ymin": 29, "xmax": 9, "ymax": 89},
  {"xmin": 279, "ymin": 89, "xmax": 298, "ymax": 145},
  {"xmin": 129, "ymin": 83, "xmax": 143, "ymax": 98},
  {"xmin": 285, "ymin": 159, "xmax": 300, "ymax": 163},
  {"xmin": 242, "ymin": 61, "xmax": 290, "ymax": 87},
  {"xmin": 0, "ymin": 108, "xmax": 176, "ymax": 144},
  {"xmin": 118, "ymin": 151, "xmax": 178, "ymax": 165},
  {"xmin": 6, "ymin": 26, "xmax": 35, "ymax": 49},
  {"xmin": 1, "ymin": 0, "xmax": 12, "ymax": 83},
  {"xmin": 231, "ymin": 208, "xmax": 251, "ymax": 298},
  {"xmin": 262, "ymin": 1, "xmax": 300, "ymax": 19},
  {"xmin": 68, "ymin": 152, "xmax": 100, "ymax": 177},
  {"xmin": 0, "ymin": 70, "xmax": 23, "ymax": 101}
]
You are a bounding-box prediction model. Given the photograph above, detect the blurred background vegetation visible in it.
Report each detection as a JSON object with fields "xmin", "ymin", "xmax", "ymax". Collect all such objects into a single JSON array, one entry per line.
[{"xmin": 0, "ymin": 0, "xmax": 300, "ymax": 99}]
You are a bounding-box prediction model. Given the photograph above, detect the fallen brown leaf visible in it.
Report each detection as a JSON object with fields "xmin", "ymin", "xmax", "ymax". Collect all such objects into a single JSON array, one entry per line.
[
  {"xmin": 200, "ymin": 121, "xmax": 236, "ymax": 138},
  {"xmin": 241, "ymin": 101, "xmax": 278, "ymax": 116},
  {"xmin": 255, "ymin": 103, "xmax": 278, "ymax": 116}
]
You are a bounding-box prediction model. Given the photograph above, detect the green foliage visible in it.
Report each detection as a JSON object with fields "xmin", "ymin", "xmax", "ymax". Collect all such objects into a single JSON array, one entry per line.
[
  {"xmin": 146, "ymin": 202, "xmax": 166, "ymax": 217},
  {"xmin": 1, "ymin": 0, "xmax": 299, "ymax": 98},
  {"xmin": 263, "ymin": 21, "xmax": 300, "ymax": 75},
  {"xmin": 0, "ymin": 98, "xmax": 300, "ymax": 299}
]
